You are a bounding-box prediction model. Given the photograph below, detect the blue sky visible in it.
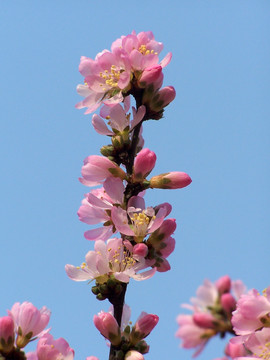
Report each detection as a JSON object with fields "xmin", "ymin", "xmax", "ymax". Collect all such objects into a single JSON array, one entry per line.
[{"xmin": 1, "ymin": 1, "xmax": 269, "ymax": 359}]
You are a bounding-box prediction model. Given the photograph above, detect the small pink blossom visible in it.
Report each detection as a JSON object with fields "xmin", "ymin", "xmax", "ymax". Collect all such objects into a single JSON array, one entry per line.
[
  {"xmin": 92, "ymin": 97, "xmax": 145, "ymax": 136},
  {"xmin": 78, "ymin": 177, "xmax": 124, "ymax": 241},
  {"xmin": 93, "ymin": 312, "xmax": 121, "ymax": 346},
  {"xmin": 79, "ymin": 155, "xmax": 126, "ymax": 187},
  {"xmin": 233, "ymin": 328, "xmax": 270, "ymax": 359},
  {"xmin": 65, "ymin": 238, "xmax": 156, "ymax": 284},
  {"xmin": 0, "ymin": 316, "xmax": 14, "ymax": 353},
  {"xmin": 175, "ymin": 314, "xmax": 213, "ymax": 357},
  {"xmin": 232, "ymin": 287, "xmax": 270, "ymax": 335},
  {"xmin": 9, "ymin": 302, "xmax": 50, "ymax": 348},
  {"xmin": 111, "ymin": 196, "xmax": 170, "ymax": 243},
  {"xmin": 36, "ymin": 333, "xmax": 74, "ymax": 360},
  {"xmin": 76, "ymin": 49, "xmax": 131, "ymax": 114}
]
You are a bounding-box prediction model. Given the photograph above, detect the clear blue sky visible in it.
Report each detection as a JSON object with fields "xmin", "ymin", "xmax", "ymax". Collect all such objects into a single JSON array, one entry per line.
[{"xmin": 1, "ymin": 1, "xmax": 269, "ymax": 359}]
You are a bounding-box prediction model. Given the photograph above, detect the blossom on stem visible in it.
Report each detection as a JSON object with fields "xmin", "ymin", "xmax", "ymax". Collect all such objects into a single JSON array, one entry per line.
[
  {"xmin": 111, "ymin": 30, "xmax": 171, "ymax": 71},
  {"xmin": 75, "ymin": 48, "xmax": 131, "ymax": 114},
  {"xmin": 78, "ymin": 177, "xmax": 124, "ymax": 241},
  {"xmin": 36, "ymin": 333, "xmax": 74, "ymax": 360},
  {"xmin": 0, "ymin": 316, "xmax": 14, "ymax": 353},
  {"xmin": 232, "ymin": 287, "xmax": 270, "ymax": 336},
  {"xmin": 93, "ymin": 311, "xmax": 121, "ymax": 346},
  {"xmin": 92, "ymin": 96, "xmax": 145, "ymax": 137},
  {"xmin": 175, "ymin": 314, "xmax": 215, "ymax": 357},
  {"xmin": 111, "ymin": 196, "xmax": 170, "ymax": 243},
  {"xmin": 65, "ymin": 238, "xmax": 156, "ymax": 284},
  {"xmin": 79, "ymin": 155, "xmax": 126, "ymax": 187},
  {"xmin": 8, "ymin": 302, "xmax": 50, "ymax": 348}
]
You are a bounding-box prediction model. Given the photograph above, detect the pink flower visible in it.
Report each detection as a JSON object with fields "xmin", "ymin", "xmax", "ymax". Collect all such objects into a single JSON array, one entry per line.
[
  {"xmin": 233, "ymin": 328, "xmax": 270, "ymax": 359},
  {"xmin": 130, "ymin": 313, "xmax": 159, "ymax": 345},
  {"xmin": 65, "ymin": 238, "xmax": 156, "ymax": 284},
  {"xmin": 9, "ymin": 302, "xmax": 50, "ymax": 348},
  {"xmin": 125, "ymin": 350, "xmax": 144, "ymax": 360},
  {"xmin": 75, "ymin": 49, "xmax": 131, "ymax": 114},
  {"xmin": 138, "ymin": 65, "xmax": 163, "ymax": 89},
  {"xmin": 111, "ymin": 196, "xmax": 170, "ymax": 243},
  {"xmin": 78, "ymin": 177, "xmax": 124, "ymax": 241},
  {"xmin": 216, "ymin": 275, "xmax": 231, "ymax": 294},
  {"xmin": 150, "ymin": 171, "xmax": 192, "ymax": 189},
  {"xmin": 0, "ymin": 316, "xmax": 14, "ymax": 353},
  {"xmin": 175, "ymin": 314, "xmax": 214, "ymax": 357},
  {"xmin": 36, "ymin": 333, "xmax": 74, "ymax": 360},
  {"xmin": 133, "ymin": 148, "xmax": 157, "ymax": 181},
  {"xmin": 79, "ymin": 155, "xmax": 126, "ymax": 187},
  {"xmin": 232, "ymin": 287, "xmax": 270, "ymax": 335},
  {"xmin": 92, "ymin": 96, "xmax": 145, "ymax": 136},
  {"xmin": 111, "ymin": 31, "xmax": 171, "ymax": 71},
  {"xmin": 93, "ymin": 312, "xmax": 121, "ymax": 346}
]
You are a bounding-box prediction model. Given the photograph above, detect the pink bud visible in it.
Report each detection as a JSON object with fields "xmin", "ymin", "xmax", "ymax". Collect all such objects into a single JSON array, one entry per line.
[
  {"xmin": 157, "ymin": 86, "xmax": 176, "ymax": 107},
  {"xmin": 0, "ymin": 316, "xmax": 15, "ymax": 353},
  {"xmin": 150, "ymin": 172, "xmax": 192, "ymax": 189},
  {"xmin": 156, "ymin": 258, "xmax": 171, "ymax": 272},
  {"xmin": 133, "ymin": 243, "xmax": 148, "ymax": 257},
  {"xmin": 133, "ymin": 148, "xmax": 157, "ymax": 181},
  {"xmin": 221, "ymin": 293, "xmax": 236, "ymax": 313},
  {"xmin": 86, "ymin": 357, "xmax": 99, "ymax": 360},
  {"xmin": 216, "ymin": 275, "xmax": 231, "ymax": 294},
  {"xmin": 193, "ymin": 313, "xmax": 216, "ymax": 329},
  {"xmin": 130, "ymin": 313, "xmax": 159, "ymax": 344},
  {"xmin": 37, "ymin": 334, "xmax": 74, "ymax": 360},
  {"xmin": 93, "ymin": 312, "xmax": 121, "ymax": 346},
  {"xmin": 139, "ymin": 65, "xmax": 163, "ymax": 88},
  {"xmin": 125, "ymin": 350, "xmax": 144, "ymax": 360}
]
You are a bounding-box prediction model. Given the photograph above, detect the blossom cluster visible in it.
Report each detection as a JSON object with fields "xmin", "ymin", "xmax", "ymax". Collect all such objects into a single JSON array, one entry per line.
[
  {"xmin": 64, "ymin": 30, "xmax": 192, "ymax": 360},
  {"xmin": 0, "ymin": 301, "xmax": 74, "ymax": 360},
  {"xmin": 176, "ymin": 277, "xmax": 270, "ymax": 360}
]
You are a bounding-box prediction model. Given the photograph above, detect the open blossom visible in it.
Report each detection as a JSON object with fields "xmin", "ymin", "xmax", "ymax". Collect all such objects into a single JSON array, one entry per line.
[
  {"xmin": 76, "ymin": 47, "xmax": 131, "ymax": 114},
  {"xmin": 79, "ymin": 155, "xmax": 126, "ymax": 187},
  {"xmin": 232, "ymin": 327, "xmax": 270, "ymax": 360},
  {"xmin": 175, "ymin": 314, "xmax": 215, "ymax": 357},
  {"xmin": 111, "ymin": 195, "xmax": 171, "ymax": 243},
  {"xmin": 36, "ymin": 334, "xmax": 74, "ymax": 360},
  {"xmin": 65, "ymin": 238, "xmax": 156, "ymax": 284},
  {"xmin": 8, "ymin": 302, "xmax": 51, "ymax": 348},
  {"xmin": 232, "ymin": 287, "xmax": 270, "ymax": 336},
  {"xmin": 92, "ymin": 96, "xmax": 145, "ymax": 136},
  {"xmin": 111, "ymin": 30, "xmax": 171, "ymax": 71},
  {"xmin": 78, "ymin": 177, "xmax": 124, "ymax": 241}
]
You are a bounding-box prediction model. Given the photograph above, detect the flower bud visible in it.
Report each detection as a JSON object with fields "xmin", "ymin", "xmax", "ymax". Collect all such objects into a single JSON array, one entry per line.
[
  {"xmin": 133, "ymin": 148, "xmax": 156, "ymax": 181},
  {"xmin": 193, "ymin": 313, "xmax": 216, "ymax": 329},
  {"xmin": 150, "ymin": 172, "xmax": 192, "ymax": 189},
  {"xmin": 226, "ymin": 337, "xmax": 247, "ymax": 358},
  {"xmin": 0, "ymin": 316, "xmax": 15, "ymax": 354},
  {"xmin": 125, "ymin": 350, "xmax": 144, "ymax": 360},
  {"xmin": 130, "ymin": 313, "xmax": 159, "ymax": 344},
  {"xmin": 93, "ymin": 312, "xmax": 121, "ymax": 346},
  {"xmin": 138, "ymin": 65, "xmax": 163, "ymax": 88},
  {"xmin": 221, "ymin": 293, "xmax": 236, "ymax": 314},
  {"xmin": 148, "ymin": 86, "xmax": 176, "ymax": 112},
  {"xmin": 215, "ymin": 275, "xmax": 231, "ymax": 294},
  {"xmin": 133, "ymin": 243, "xmax": 148, "ymax": 257}
]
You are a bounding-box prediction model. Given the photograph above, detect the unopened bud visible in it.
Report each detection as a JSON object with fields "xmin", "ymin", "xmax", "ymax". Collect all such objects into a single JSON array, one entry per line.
[
  {"xmin": 216, "ymin": 275, "xmax": 231, "ymax": 294},
  {"xmin": 133, "ymin": 148, "xmax": 157, "ymax": 181},
  {"xmin": 138, "ymin": 65, "xmax": 163, "ymax": 89},
  {"xmin": 193, "ymin": 313, "xmax": 216, "ymax": 329},
  {"xmin": 150, "ymin": 172, "xmax": 192, "ymax": 189},
  {"xmin": 221, "ymin": 293, "xmax": 236, "ymax": 313},
  {"xmin": 0, "ymin": 316, "xmax": 14, "ymax": 354}
]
